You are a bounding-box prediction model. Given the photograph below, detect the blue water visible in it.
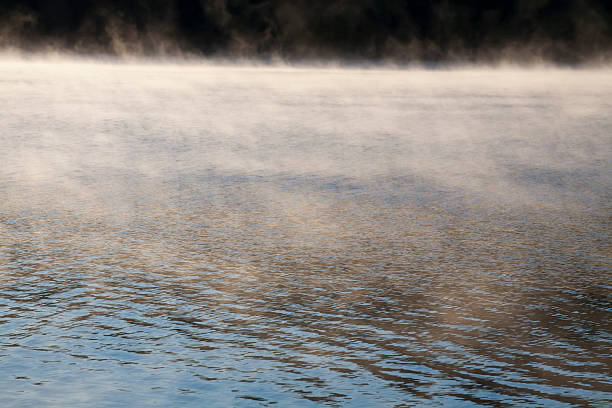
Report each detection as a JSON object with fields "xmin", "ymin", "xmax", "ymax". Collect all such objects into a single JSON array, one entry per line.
[{"xmin": 1, "ymin": 60, "xmax": 611, "ymax": 407}]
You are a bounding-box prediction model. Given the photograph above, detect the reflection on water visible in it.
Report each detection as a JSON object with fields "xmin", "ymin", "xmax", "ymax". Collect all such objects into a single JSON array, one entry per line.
[{"xmin": 1, "ymin": 59, "xmax": 611, "ymax": 407}]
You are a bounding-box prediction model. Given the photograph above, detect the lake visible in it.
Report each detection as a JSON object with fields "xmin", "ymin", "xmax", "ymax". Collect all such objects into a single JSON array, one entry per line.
[{"xmin": 1, "ymin": 58, "xmax": 611, "ymax": 407}]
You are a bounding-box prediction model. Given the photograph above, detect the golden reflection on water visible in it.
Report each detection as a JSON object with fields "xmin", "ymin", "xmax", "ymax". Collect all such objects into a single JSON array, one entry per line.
[{"xmin": 3, "ymin": 172, "xmax": 610, "ymax": 406}]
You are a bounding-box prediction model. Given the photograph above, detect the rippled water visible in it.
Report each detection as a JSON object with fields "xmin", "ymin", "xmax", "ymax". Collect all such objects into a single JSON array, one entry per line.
[{"xmin": 1, "ymin": 59, "xmax": 611, "ymax": 407}]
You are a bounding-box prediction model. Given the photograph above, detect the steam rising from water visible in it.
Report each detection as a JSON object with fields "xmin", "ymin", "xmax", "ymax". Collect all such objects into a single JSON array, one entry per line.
[
  {"xmin": 1, "ymin": 57, "xmax": 611, "ymax": 406},
  {"xmin": 3, "ymin": 57, "xmax": 610, "ymax": 197},
  {"xmin": 1, "ymin": 1, "xmax": 612, "ymax": 63}
]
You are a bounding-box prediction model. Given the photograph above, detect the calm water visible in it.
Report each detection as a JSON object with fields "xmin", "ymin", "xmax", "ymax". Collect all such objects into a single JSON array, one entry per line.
[{"xmin": 1, "ymin": 59, "xmax": 611, "ymax": 407}]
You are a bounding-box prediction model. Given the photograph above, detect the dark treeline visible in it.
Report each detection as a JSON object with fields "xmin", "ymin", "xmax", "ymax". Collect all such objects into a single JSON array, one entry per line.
[{"xmin": 1, "ymin": 0, "xmax": 611, "ymax": 62}]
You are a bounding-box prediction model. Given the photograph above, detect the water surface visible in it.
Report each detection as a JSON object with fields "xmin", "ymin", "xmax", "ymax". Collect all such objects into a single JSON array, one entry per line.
[{"xmin": 1, "ymin": 59, "xmax": 611, "ymax": 407}]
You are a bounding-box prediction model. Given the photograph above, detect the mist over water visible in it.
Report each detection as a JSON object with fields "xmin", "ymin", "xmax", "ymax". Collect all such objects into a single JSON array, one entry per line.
[{"xmin": 1, "ymin": 58, "xmax": 611, "ymax": 407}]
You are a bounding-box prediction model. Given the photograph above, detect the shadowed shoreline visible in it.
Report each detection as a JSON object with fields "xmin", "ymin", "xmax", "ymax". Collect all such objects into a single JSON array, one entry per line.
[{"xmin": 1, "ymin": 0, "xmax": 612, "ymax": 63}]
